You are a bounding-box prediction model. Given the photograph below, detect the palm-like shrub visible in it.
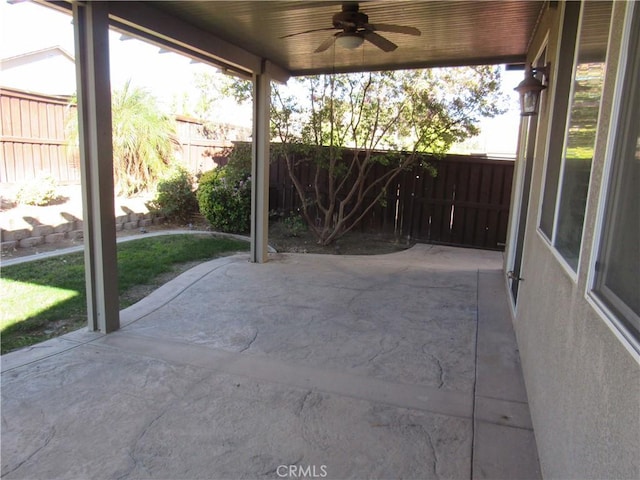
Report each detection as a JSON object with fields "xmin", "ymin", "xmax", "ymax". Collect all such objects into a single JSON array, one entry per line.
[
  {"xmin": 67, "ymin": 81, "xmax": 180, "ymax": 196},
  {"xmin": 111, "ymin": 81, "xmax": 180, "ymax": 195}
]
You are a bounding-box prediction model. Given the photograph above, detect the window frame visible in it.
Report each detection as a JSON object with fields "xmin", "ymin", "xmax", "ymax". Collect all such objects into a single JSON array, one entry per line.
[
  {"xmin": 537, "ymin": 1, "xmax": 614, "ymax": 278},
  {"xmin": 537, "ymin": 1, "xmax": 581, "ymax": 245},
  {"xmin": 587, "ymin": 0, "xmax": 640, "ymax": 356}
]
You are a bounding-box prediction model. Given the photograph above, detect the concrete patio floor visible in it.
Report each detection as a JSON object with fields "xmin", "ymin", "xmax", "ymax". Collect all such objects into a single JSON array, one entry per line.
[{"xmin": 1, "ymin": 244, "xmax": 540, "ymax": 480}]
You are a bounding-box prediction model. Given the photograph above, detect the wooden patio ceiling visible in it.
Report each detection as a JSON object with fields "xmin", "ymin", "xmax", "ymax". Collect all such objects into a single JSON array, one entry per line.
[
  {"xmin": 138, "ymin": 1, "xmax": 545, "ymax": 75},
  {"xmin": 44, "ymin": 1, "xmax": 546, "ymax": 78}
]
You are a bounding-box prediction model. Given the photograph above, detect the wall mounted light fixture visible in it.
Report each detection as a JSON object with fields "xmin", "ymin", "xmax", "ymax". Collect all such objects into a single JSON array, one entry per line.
[{"xmin": 514, "ymin": 63, "xmax": 551, "ymax": 116}]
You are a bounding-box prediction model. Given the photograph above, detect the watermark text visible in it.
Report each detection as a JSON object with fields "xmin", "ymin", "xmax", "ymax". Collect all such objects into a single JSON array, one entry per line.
[{"xmin": 276, "ymin": 464, "xmax": 328, "ymax": 478}]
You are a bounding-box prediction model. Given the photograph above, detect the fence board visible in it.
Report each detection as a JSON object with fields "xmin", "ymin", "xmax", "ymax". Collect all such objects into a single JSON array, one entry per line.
[
  {"xmin": 9, "ymin": 97, "xmax": 21, "ymax": 136},
  {"xmin": 46, "ymin": 103, "xmax": 57, "ymax": 140},
  {"xmin": 1, "ymin": 96, "xmax": 12, "ymax": 136},
  {"xmin": 29, "ymin": 100, "xmax": 39, "ymax": 138},
  {"xmin": 19, "ymin": 99, "xmax": 31, "ymax": 138},
  {"xmin": 53, "ymin": 104, "xmax": 64, "ymax": 140},
  {"xmin": 38, "ymin": 102, "xmax": 48, "ymax": 138},
  {"xmin": 2, "ymin": 143, "xmax": 14, "ymax": 183}
]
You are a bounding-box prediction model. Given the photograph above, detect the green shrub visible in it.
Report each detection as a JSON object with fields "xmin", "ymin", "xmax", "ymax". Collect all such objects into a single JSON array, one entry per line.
[
  {"xmin": 196, "ymin": 168, "xmax": 219, "ymax": 186},
  {"xmin": 283, "ymin": 214, "xmax": 307, "ymax": 237},
  {"xmin": 16, "ymin": 175, "xmax": 58, "ymax": 206},
  {"xmin": 151, "ymin": 166, "xmax": 198, "ymax": 223},
  {"xmin": 225, "ymin": 142, "xmax": 252, "ymax": 183},
  {"xmin": 197, "ymin": 168, "xmax": 251, "ymax": 233}
]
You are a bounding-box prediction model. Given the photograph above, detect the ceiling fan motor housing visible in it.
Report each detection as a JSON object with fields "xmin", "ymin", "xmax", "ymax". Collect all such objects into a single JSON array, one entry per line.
[
  {"xmin": 291, "ymin": 1, "xmax": 419, "ymax": 53},
  {"xmin": 332, "ymin": 9, "xmax": 368, "ymax": 32}
]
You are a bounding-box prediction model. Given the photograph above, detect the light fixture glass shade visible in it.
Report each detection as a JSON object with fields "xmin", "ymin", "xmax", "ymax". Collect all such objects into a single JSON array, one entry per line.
[
  {"xmin": 520, "ymin": 90, "xmax": 541, "ymax": 116},
  {"xmin": 514, "ymin": 65, "xmax": 548, "ymax": 116},
  {"xmin": 336, "ymin": 33, "xmax": 364, "ymax": 50}
]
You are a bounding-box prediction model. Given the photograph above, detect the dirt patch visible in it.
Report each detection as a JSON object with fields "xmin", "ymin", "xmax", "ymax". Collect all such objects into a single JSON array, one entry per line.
[{"xmin": 268, "ymin": 220, "xmax": 413, "ymax": 255}]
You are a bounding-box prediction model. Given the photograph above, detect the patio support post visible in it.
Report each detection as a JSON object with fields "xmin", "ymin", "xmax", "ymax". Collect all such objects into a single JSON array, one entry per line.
[
  {"xmin": 73, "ymin": 1, "xmax": 120, "ymax": 332},
  {"xmin": 250, "ymin": 61, "xmax": 271, "ymax": 263}
]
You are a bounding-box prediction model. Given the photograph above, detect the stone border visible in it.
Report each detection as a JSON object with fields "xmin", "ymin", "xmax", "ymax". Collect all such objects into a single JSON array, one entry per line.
[{"xmin": 1, "ymin": 211, "xmax": 166, "ymax": 253}]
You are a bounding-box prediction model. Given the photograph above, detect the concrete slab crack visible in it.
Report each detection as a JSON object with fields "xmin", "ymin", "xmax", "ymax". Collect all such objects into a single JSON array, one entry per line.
[
  {"xmin": 369, "ymin": 340, "xmax": 400, "ymax": 363},
  {"xmin": 295, "ymin": 390, "xmax": 313, "ymax": 417},
  {"xmin": 1, "ymin": 412, "xmax": 9, "ymax": 431},
  {"xmin": 404, "ymin": 423, "xmax": 440, "ymax": 480},
  {"xmin": 423, "ymin": 345, "xmax": 445, "ymax": 389},
  {"xmin": 353, "ymin": 339, "xmax": 400, "ymax": 367},
  {"xmin": 117, "ymin": 409, "xmax": 169, "ymax": 480},
  {"xmin": 1, "ymin": 425, "xmax": 55, "ymax": 476},
  {"xmin": 239, "ymin": 328, "xmax": 259, "ymax": 353},
  {"xmin": 425, "ymin": 429, "xmax": 440, "ymax": 479},
  {"xmin": 432, "ymin": 355, "xmax": 445, "ymax": 389}
]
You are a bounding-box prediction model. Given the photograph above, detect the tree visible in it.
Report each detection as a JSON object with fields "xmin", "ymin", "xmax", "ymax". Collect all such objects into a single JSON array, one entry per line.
[
  {"xmin": 67, "ymin": 80, "xmax": 180, "ymax": 196},
  {"xmin": 202, "ymin": 67, "xmax": 507, "ymax": 245},
  {"xmin": 271, "ymin": 67, "xmax": 506, "ymax": 245}
]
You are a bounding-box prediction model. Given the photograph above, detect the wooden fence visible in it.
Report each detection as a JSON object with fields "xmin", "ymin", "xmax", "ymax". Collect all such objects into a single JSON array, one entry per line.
[
  {"xmin": 269, "ymin": 151, "xmax": 514, "ymax": 250},
  {"xmin": 398, "ymin": 155, "xmax": 514, "ymax": 249},
  {"xmin": 1, "ymin": 88, "xmax": 513, "ymax": 250},
  {"xmin": 0, "ymin": 88, "xmax": 250, "ymax": 183},
  {"xmin": 174, "ymin": 115, "xmax": 251, "ymax": 175},
  {"xmin": 1, "ymin": 87, "xmax": 79, "ymax": 183}
]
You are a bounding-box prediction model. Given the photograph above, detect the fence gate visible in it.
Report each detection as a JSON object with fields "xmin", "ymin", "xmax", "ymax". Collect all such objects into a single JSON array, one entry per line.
[{"xmin": 399, "ymin": 156, "xmax": 514, "ymax": 250}]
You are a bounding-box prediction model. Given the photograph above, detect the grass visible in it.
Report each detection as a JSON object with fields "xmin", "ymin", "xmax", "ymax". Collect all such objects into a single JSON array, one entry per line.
[{"xmin": 0, "ymin": 234, "xmax": 248, "ymax": 354}]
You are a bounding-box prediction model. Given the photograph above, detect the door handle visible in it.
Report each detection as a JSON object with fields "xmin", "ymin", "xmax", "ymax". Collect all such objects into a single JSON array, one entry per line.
[{"xmin": 507, "ymin": 270, "xmax": 524, "ymax": 282}]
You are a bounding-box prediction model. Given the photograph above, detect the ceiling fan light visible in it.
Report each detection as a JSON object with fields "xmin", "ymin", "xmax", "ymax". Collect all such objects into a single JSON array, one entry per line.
[{"xmin": 336, "ymin": 33, "xmax": 364, "ymax": 50}]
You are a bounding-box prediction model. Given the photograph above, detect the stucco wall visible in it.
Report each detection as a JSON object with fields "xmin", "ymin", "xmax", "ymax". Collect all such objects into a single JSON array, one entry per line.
[{"xmin": 507, "ymin": 2, "xmax": 640, "ymax": 479}]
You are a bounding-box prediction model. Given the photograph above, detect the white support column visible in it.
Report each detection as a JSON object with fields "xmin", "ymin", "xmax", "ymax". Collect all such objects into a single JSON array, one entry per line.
[
  {"xmin": 73, "ymin": 1, "xmax": 120, "ymax": 332},
  {"xmin": 250, "ymin": 62, "xmax": 271, "ymax": 263}
]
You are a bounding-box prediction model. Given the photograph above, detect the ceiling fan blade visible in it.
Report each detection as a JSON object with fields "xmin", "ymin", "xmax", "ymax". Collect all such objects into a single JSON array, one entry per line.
[
  {"xmin": 315, "ymin": 34, "xmax": 338, "ymax": 53},
  {"xmin": 279, "ymin": 27, "xmax": 337, "ymax": 39},
  {"xmin": 362, "ymin": 31, "xmax": 397, "ymax": 52},
  {"xmin": 366, "ymin": 23, "xmax": 421, "ymax": 36}
]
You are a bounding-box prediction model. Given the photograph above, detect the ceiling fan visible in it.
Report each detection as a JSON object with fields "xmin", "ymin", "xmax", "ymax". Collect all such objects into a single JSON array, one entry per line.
[{"xmin": 280, "ymin": 2, "xmax": 421, "ymax": 53}]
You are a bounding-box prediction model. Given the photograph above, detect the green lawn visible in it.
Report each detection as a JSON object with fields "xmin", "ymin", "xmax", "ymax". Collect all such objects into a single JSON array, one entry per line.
[{"xmin": 0, "ymin": 234, "xmax": 248, "ymax": 354}]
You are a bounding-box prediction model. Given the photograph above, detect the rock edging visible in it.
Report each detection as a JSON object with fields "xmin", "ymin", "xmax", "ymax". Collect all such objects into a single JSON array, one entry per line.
[{"xmin": 1, "ymin": 211, "xmax": 165, "ymax": 253}]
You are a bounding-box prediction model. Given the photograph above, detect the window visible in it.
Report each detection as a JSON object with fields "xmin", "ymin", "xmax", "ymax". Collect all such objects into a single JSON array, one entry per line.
[
  {"xmin": 592, "ymin": 3, "xmax": 640, "ymax": 345},
  {"xmin": 539, "ymin": 2, "xmax": 581, "ymax": 239},
  {"xmin": 540, "ymin": 1, "xmax": 613, "ymax": 271}
]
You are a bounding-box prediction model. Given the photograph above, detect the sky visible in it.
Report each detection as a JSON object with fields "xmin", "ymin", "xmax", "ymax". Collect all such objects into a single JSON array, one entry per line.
[
  {"xmin": 0, "ymin": 0, "xmax": 250, "ymax": 125},
  {"xmin": 0, "ymin": 0, "xmax": 522, "ymax": 155}
]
